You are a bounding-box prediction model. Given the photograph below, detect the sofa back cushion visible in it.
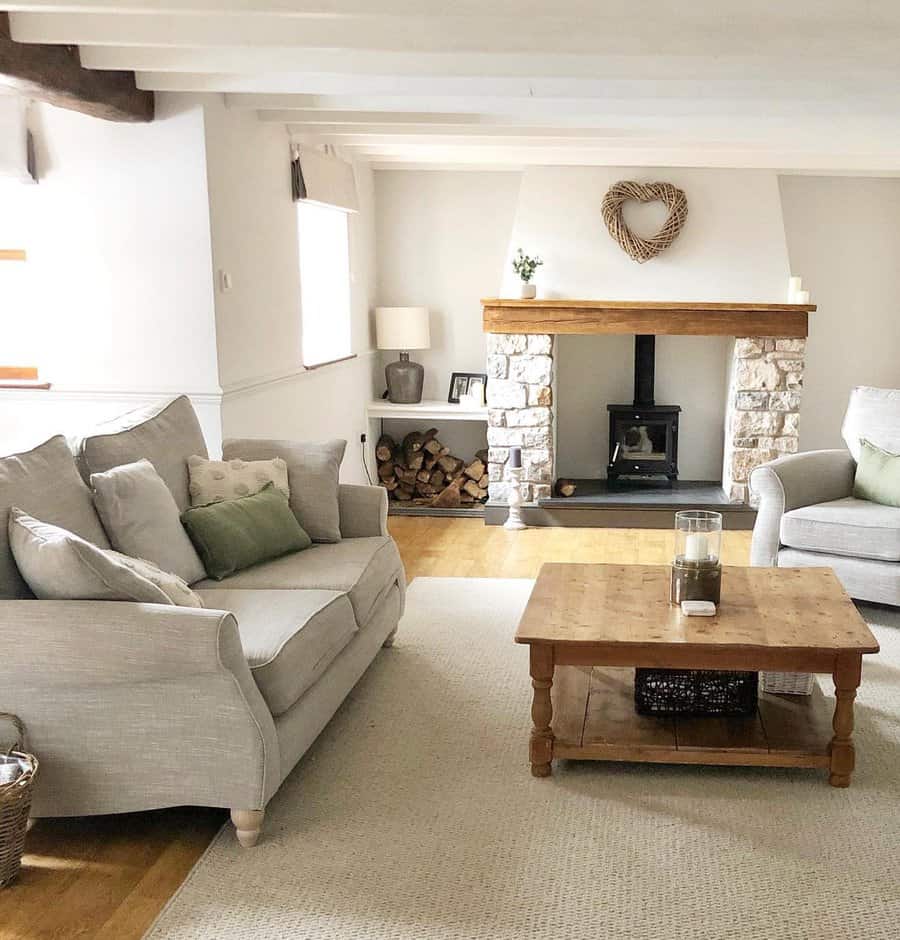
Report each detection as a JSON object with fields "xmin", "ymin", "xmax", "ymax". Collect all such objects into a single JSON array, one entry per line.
[
  {"xmin": 78, "ymin": 396, "xmax": 207, "ymax": 511},
  {"xmin": 0, "ymin": 436, "xmax": 110, "ymax": 599},
  {"xmin": 842, "ymin": 386, "xmax": 900, "ymax": 462},
  {"xmin": 222, "ymin": 438, "xmax": 346, "ymax": 543}
]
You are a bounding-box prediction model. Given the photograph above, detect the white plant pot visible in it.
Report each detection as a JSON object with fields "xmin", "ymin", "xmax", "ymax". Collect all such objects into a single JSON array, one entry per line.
[{"xmin": 520, "ymin": 282, "xmax": 537, "ymax": 299}]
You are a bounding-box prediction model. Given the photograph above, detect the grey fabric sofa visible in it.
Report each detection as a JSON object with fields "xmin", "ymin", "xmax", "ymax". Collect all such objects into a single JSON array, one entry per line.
[
  {"xmin": 750, "ymin": 386, "xmax": 900, "ymax": 606},
  {"xmin": 0, "ymin": 397, "xmax": 405, "ymax": 847}
]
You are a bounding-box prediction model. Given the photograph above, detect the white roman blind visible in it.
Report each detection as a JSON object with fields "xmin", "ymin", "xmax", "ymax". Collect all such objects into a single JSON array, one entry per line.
[{"xmin": 291, "ymin": 146, "xmax": 359, "ymax": 213}]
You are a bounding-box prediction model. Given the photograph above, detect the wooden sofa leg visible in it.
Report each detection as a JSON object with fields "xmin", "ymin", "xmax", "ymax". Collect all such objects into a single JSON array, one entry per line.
[
  {"xmin": 231, "ymin": 809, "xmax": 264, "ymax": 847},
  {"xmin": 383, "ymin": 627, "xmax": 398, "ymax": 648}
]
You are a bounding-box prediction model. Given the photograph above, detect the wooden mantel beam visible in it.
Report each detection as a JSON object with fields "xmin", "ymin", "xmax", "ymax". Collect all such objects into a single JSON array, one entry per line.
[
  {"xmin": 482, "ymin": 299, "xmax": 814, "ymax": 338},
  {"xmin": 0, "ymin": 13, "xmax": 153, "ymax": 122}
]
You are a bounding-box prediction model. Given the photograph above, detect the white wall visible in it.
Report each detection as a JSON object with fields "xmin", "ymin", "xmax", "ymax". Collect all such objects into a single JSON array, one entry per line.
[
  {"xmin": 374, "ymin": 169, "xmax": 521, "ymax": 458},
  {"xmin": 204, "ymin": 98, "xmax": 379, "ymax": 482},
  {"xmin": 0, "ymin": 96, "xmax": 222, "ymax": 454},
  {"xmin": 779, "ymin": 176, "xmax": 900, "ymax": 452}
]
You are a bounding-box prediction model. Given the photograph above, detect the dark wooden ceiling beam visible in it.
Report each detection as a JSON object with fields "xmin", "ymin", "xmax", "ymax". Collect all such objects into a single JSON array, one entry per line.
[{"xmin": 0, "ymin": 13, "xmax": 153, "ymax": 122}]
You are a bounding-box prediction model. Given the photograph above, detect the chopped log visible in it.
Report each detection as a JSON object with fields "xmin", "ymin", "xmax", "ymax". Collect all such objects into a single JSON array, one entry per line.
[
  {"xmin": 377, "ymin": 461, "xmax": 395, "ymax": 481},
  {"xmin": 394, "ymin": 486, "xmax": 413, "ymax": 501},
  {"xmin": 555, "ymin": 479, "xmax": 578, "ymax": 498},
  {"xmin": 432, "ymin": 478, "xmax": 462, "ymax": 509},
  {"xmin": 462, "ymin": 479, "xmax": 488, "ymax": 500},
  {"xmin": 402, "ymin": 431, "xmax": 424, "ymax": 454},
  {"xmin": 463, "ymin": 458, "xmax": 485, "ymax": 481},
  {"xmin": 415, "ymin": 483, "xmax": 438, "ymax": 497},
  {"xmin": 416, "ymin": 469, "xmax": 432, "ymax": 483},
  {"xmin": 407, "ymin": 450, "xmax": 425, "ymax": 471},
  {"xmin": 460, "ymin": 491, "xmax": 475, "ymax": 503},
  {"xmin": 430, "ymin": 469, "xmax": 445, "ymax": 487},
  {"xmin": 382, "ymin": 478, "xmax": 399, "ymax": 491},
  {"xmin": 396, "ymin": 467, "xmax": 417, "ymax": 487},
  {"xmin": 437, "ymin": 455, "xmax": 464, "ymax": 476},
  {"xmin": 423, "ymin": 438, "xmax": 443, "ymax": 456},
  {"xmin": 375, "ymin": 434, "xmax": 396, "ymax": 463},
  {"xmin": 421, "ymin": 427, "xmax": 439, "ymax": 444},
  {"xmin": 423, "ymin": 453, "xmax": 438, "ymax": 471},
  {"xmin": 438, "ymin": 446, "xmax": 451, "ymax": 457},
  {"xmin": 475, "ymin": 448, "xmax": 489, "ymax": 464},
  {"xmin": 478, "ymin": 473, "xmax": 489, "ymax": 489}
]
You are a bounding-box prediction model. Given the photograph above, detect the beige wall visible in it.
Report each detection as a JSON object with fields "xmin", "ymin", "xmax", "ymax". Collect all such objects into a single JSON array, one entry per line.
[{"xmin": 779, "ymin": 175, "xmax": 900, "ymax": 452}]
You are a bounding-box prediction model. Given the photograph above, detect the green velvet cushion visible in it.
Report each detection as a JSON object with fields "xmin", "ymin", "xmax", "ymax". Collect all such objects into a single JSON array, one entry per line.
[
  {"xmin": 853, "ymin": 438, "xmax": 900, "ymax": 508},
  {"xmin": 181, "ymin": 483, "xmax": 311, "ymax": 581}
]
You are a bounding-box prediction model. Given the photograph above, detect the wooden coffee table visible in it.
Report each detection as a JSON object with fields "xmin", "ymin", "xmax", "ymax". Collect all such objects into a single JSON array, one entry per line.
[{"xmin": 514, "ymin": 564, "xmax": 879, "ymax": 787}]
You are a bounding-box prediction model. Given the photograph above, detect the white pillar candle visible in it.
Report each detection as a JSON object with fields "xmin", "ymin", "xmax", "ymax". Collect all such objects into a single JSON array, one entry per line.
[
  {"xmin": 788, "ymin": 276, "xmax": 803, "ymax": 298},
  {"xmin": 684, "ymin": 532, "xmax": 709, "ymax": 562},
  {"xmin": 794, "ymin": 289, "xmax": 810, "ymax": 304}
]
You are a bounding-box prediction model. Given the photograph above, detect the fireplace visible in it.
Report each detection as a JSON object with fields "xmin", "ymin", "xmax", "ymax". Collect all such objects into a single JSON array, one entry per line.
[{"xmin": 607, "ymin": 335, "xmax": 681, "ymax": 484}]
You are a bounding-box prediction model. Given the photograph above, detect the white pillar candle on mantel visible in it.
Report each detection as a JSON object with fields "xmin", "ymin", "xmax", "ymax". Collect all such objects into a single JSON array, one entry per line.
[
  {"xmin": 788, "ymin": 276, "xmax": 803, "ymax": 299},
  {"xmin": 794, "ymin": 289, "xmax": 810, "ymax": 305},
  {"xmin": 684, "ymin": 532, "xmax": 709, "ymax": 562}
]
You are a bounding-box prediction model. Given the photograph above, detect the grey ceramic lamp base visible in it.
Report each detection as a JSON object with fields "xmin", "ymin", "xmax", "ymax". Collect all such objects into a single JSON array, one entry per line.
[{"xmin": 385, "ymin": 352, "xmax": 424, "ymax": 403}]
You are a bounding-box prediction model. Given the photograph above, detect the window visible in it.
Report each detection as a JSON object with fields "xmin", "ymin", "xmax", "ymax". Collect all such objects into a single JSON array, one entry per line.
[{"xmin": 297, "ymin": 200, "xmax": 352, "ymax": 368}]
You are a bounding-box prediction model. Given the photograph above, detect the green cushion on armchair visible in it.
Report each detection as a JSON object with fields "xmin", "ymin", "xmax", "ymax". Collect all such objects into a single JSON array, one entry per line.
[
  {"xmin": 853, "ymin": 438, "xmax": 900, "ymax": 508},
  {"xmin": 181, "ymin": 483, "xmax": 311, "ymax": 581}
]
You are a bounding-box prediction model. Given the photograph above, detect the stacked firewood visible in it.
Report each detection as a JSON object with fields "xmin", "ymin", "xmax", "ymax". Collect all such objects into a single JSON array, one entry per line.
[{"xmin": 376, "ymin": 429, "xmax": 489, "ymax": 508}]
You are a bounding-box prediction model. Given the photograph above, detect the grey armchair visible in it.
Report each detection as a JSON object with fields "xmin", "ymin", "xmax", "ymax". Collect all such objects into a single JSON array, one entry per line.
[{"xmin": 750, "ymin": 386, "xmax": 900, "ymax": 605}]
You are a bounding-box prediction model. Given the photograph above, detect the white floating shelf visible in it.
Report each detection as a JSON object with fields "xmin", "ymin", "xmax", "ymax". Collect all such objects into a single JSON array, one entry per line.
[{"xmin": 367, "ymin": 399, "xmax": 488, "ymax": 422}]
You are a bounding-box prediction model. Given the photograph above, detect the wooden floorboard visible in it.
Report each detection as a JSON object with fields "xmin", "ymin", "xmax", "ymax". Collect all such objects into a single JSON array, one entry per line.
[{"xmin": 0, "ymin": 520, "xmax": 752, "ymax": 938}]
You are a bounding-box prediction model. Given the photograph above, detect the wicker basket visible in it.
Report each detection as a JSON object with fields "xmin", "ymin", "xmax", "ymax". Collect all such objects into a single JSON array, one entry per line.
[
  {"xmin": 761, "ymin": 672, "xmax": 816, "ymax": 695},
  {"xmin": 635, "ymin": 668, "xmax": 759, "ymax": 716},
  {"xmin": 0, "ymin": 714, "xmax": 39, "ymax": 888}
]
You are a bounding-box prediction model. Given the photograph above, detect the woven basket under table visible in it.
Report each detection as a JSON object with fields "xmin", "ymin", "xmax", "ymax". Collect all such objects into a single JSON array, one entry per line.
[
  {"xmin": 761, "ymin": 672, "xmax": 816, "ymax": 695},
  {"xmin": 0, "ymin": 714, "xmax": 39, "ymax": 888},
  {"xmin": 635, "ymin": 668, "xmax": 759, "ymax": 717}
]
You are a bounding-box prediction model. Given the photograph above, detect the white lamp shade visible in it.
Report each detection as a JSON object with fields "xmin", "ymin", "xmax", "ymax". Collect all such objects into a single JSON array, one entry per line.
[{"xmin": 375, "ymin": 306, "xmax": 431, "ymax": 351}]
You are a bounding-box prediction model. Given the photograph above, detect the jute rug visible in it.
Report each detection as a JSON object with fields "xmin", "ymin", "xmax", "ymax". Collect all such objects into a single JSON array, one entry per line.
[{"xmin": 147, "ymin": 578, "xmax": 900, "ymax": 939}]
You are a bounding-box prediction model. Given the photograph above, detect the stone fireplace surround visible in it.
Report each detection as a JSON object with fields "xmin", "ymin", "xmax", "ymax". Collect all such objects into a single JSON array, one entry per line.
[{"xmin": 482, "ymin": 299, "xmax": 812, "ymax": 508}]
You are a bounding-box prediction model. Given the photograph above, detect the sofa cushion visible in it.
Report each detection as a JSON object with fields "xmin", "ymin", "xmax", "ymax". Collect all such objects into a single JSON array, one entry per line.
[
  {"xmin": 194, "ymin": 536, "xmax": 403, "ymax": 626},
  {"xmin": 187, "ymin": 455, "xmax": 290, "ymax": 506},
  {"xmin": 78, "ymin": 396, "xmax": 207, "ymax": 511},
  {"xmin": 9, "ymin": 508, "xmax": 202, "ymax": 606},
  {"xmin": 1, "ymin": 436, "xmax": 110, "ymax": 599},
  {"xmin": 197, "ymin": 588, "xmax": 356, "ymax": 716},
  {"xmin": 781, "ymin": 497, "xmax": 900, "ymax": 562},
  {"xmin": 841, "ymin": 386, "xmax": 900, "ymax": 462},
  {"xmin": 853, "ymin": 438, "xmax": 900, "ymax": 508},
  {"xmin": 222, "ymin": 438, "xmax": 346, "ymax": 543},
  {"xmin": 91, "ymin": 459, "xmax": 206, "ymax": 584}
]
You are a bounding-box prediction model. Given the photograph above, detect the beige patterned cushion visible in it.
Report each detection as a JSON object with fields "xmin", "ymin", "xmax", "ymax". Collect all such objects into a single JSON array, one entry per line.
[
  {"xmin": 187, "ymin": 455, "xmax": 290, "ymax": 507},
  {"xmin": 8, "ymin": 508, "xmax": 203, "ymax": 607}
]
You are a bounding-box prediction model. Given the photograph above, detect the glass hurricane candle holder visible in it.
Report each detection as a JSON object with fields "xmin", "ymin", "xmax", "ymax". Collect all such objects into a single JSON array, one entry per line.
[{"xmin": 670, "ymin": 510, "xmax": 722, "ymax": 605}]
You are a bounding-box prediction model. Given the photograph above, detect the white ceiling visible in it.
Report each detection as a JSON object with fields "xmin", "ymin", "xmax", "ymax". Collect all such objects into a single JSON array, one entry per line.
[{"xmin": 6, "ymin": 1, "xmax": 900, "ymax": 171}]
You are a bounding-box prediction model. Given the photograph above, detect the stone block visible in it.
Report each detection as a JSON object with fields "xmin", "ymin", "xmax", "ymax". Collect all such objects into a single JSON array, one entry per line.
[
  {"xmin": 488, "ymin": 447, "xmax": 510, "ymax": 465},
  {"xmin": 521, "ymin": 426, "xmax": 552, "ymax": 448},
  {"xmin": 487, "ymin": 427, "xmax": 523, "ymax": 447},
  {"xmin": 486, "ymin": 355, "xmax": 508, "ymax": 380},
  {"xmin": 526, "ymin": 335, "xmax": 553, "ymax": 355},
  {"xmin": 768, "ymin": 391, "xmax": 801, "ymax": 412},
  {"xmin": 773, "ymin": 437, "xmax": 799, "ymax": 454},
  {"xmin": 488, "ymin": 462, "xmax": 505, "ymax": 481},
  {"xmin": 488, "ymin": 481, "xmax": 509, "ymax": 502},
  {"xmin": 732, "ymin": 410, "xmax": 782, "ymax": 437},
  {"xmin": 763, "ymin": 339, "xmax": 776, "ymax": 352},
  {"xmin": 736, "ymin": 359, "xmax": 782, "ymax": 391},
  {"xmin": 523, "ymin": 448, "xmax": 552, "ymax": 483},
  {"xmin": 734, "ymin": 338, "xmax": 764, "ymax": 358},
  {"xmin": 729, "ymin": 483, "xmax": 748, "ymax": 503},
  {"xmin": 486, "ymin": 380, "xmax": 527, "ymax": 410},
  {"xmin": 506, "ymin": 406, "xmax": 552, "ymax": 427},
  {"xmin": 728, "ymin": 448, "xmax": 779, "ymax": 482},
  {"xmin": 734, "ymin": 391, "xmax": 769, "ymax": 411},
  {"xmin": 733, "ymin": 437, "xmax": 759, "ymax": 449},
  {"xmin": 775, "ymin": 359, "xmax": 805, "ymax": 371},
  {"xmin": 785, "ymin": 372, "xmax": 803, "ymax": 390},
  {"xmin": 531, "ymin": 484, "xmax": 552, "ymax": 501},
  {"xmin": 775, "ymin": 338, "xmax": 806, "ymax": 354},
  {"xmin": 782, "ymin": 412, "xmax": 800, "ymax": 436},
  {"xmin": 488, "ymin": 409, "xmax": 506, "ymax": 428},
  {"xmin": 528, "ymin": 385, "xmax": 553, "ymax": 407},
  {"xmin": 488, "ymin": 334, "xmax": 527, "ymax": 355},
  {"xmin": 509, "ymin": 354, "xmax": 553, "ymax": 386}
]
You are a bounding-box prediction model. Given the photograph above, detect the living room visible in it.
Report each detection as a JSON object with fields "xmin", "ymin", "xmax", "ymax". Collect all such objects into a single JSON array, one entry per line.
[{"xmin": 1, "ymin": 3, "xmax": 899, "ymax": 938}]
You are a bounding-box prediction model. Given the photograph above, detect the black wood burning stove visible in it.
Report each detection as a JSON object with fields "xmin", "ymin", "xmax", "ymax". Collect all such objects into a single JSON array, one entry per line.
[{"xmin": 607, "ymin": 335, "xmax": 681, "ymax": 484}]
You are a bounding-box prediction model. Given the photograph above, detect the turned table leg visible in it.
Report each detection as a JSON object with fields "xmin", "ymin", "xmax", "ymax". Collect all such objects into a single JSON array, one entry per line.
[
  {"xmin": 529, "ymin": 644, "xmax": 554, "ymax": 778},
  {"xmin": 829, "ymin": 654, "xmax": 862, "ymax": 788}
]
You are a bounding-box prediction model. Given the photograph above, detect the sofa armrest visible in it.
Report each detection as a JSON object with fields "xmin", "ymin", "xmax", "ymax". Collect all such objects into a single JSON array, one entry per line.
[
  {"xmin": 0, "ymin": 601, "xmax": 279, "ymax": 816},
  {"xmin": 339, "ymin": 483, "xmax": 388, "ymax": 538},
  {"xmin": 749, "ymin": 449, "xmax": 856, "ymax": 567}
]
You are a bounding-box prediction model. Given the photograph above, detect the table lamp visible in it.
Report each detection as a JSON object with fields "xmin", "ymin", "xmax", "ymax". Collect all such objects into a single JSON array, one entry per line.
[{"xmin": 375, "ymin": 306, "xmax": 431, "ymax": 403}]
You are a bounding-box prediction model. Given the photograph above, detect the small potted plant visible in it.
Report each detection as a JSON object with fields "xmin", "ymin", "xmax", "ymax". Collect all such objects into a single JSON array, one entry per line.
[{"xmin": 512, "ymin": 248, "xmax": 543, "ymax": 299}]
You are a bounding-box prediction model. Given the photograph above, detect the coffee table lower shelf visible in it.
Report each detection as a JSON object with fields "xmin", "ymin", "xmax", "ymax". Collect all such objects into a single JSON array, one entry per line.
[{"xmin": 551, "ymin": 666, "xmax": 834, "ymax": 771}]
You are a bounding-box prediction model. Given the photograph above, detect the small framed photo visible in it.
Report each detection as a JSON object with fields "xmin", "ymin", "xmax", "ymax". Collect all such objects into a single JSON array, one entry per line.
[{"xmin": 448, "ymin": 372, "xmax": 488, "ymax": 405}]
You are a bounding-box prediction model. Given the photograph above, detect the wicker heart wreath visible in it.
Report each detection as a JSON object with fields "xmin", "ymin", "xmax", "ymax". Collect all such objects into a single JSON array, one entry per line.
[{"xmin": 601, "ymin": 181, "xmax": 688, "ymax": 263}]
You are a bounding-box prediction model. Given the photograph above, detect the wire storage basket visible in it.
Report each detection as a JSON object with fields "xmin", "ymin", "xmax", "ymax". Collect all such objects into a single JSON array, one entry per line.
[{"xmin": 0, "ymin": 714, "xmax": 39, "ymax": 888}]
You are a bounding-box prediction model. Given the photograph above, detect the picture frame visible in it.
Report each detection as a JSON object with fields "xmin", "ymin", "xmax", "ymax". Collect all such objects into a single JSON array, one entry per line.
[{"xmin": 447, "ymin": 372, "xmax": 488, "ymax": 405}]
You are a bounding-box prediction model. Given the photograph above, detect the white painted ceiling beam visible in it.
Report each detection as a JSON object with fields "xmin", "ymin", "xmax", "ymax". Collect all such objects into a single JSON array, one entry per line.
[{"xmin": 12, "ymin": 11, "xmax": 900, "ymax": 56}]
